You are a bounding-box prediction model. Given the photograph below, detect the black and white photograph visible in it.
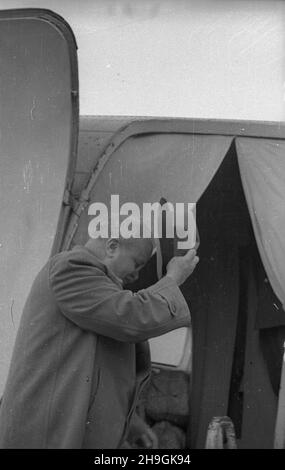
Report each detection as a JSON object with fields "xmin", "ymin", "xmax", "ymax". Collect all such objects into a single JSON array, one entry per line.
[{"xmin": 0, "ymin": 0, "xmax": 285, "ymax": 456}]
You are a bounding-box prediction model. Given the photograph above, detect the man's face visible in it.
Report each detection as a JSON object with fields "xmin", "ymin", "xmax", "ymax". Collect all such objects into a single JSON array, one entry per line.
[{"xmin": 108, "ymin": 238, "xmax": 153, "ymax": 285}]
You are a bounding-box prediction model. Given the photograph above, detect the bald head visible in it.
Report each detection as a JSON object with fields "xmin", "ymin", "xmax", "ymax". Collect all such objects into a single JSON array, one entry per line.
[
  {"xmin": 85, "ymin": 235, "xmax": 154, "ymax": 285},
  {"xmin": 86, "ymin": 210, "xmax": 157, "ymax": 283}
]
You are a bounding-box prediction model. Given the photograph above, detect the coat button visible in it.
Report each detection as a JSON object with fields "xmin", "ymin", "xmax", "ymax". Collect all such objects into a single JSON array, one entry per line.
[{"xmin": 171, "ymin": 302, "xmax": 177, "ymax": 314}]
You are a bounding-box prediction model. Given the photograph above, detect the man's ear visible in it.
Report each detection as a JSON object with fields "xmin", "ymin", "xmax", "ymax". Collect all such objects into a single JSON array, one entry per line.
[{"xmin": 105, "ymin": 238, "xmax": 120, "ymax": 257}]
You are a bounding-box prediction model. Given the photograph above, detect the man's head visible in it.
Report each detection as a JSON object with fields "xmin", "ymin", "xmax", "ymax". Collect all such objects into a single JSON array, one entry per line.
[
  {"xmin": 86, "ymin": 212, "xmax": 156, "ymax": 284},
  {"xmin": 85, "ymin": 236, "xmax": 154, "ymax": 285}
]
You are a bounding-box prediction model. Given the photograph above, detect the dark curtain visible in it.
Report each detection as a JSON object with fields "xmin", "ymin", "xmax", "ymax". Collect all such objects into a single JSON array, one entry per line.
[{"xmin": 130, "ymin": 139, "xmax": 285, "ymax": 448}]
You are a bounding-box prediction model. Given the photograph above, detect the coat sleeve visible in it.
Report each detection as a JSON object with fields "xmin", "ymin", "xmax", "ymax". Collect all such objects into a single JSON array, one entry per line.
[{"xmin": 48, "ymin": 253, "xmax": 191, "ymax": 343}]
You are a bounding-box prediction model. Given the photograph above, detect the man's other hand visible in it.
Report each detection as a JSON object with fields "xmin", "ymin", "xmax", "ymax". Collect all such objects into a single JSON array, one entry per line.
[
  {"xmin": 166, "ymin": 249, "xmax": 199, "ymax": 286},
  {"xmin": 127, "ymin": 412, "xmax": 158, "ymax": 449}
]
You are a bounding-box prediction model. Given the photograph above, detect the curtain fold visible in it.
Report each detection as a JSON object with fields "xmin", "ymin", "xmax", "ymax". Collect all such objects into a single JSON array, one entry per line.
[
  {"xmin": 87, "ymin": 134, "xmax": 234, "ymax": 208},
  {"xmin": 236, "ymin": 138, "xmax": 285, "ymax": 310}
]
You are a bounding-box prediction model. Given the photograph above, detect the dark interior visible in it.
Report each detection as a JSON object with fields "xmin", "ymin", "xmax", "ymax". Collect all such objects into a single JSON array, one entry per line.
[{"xmin": 129, "ymin": 139, "xmax": 285, "ymax": 448}]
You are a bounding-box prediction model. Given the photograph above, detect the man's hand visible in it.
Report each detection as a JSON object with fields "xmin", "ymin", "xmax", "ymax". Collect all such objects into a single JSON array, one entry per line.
[
  {"xmin": 127, "ymin": 412, "xmax": 158, "ymax": 449},
  {"xmin": 166, "ymin": 248, "xmax": 199, "ymax": 286}
]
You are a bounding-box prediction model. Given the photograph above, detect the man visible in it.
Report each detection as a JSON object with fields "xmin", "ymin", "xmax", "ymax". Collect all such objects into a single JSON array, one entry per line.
[{"xmin": 0, "ymin": 232, "xmax": 198, "ymax": 448}]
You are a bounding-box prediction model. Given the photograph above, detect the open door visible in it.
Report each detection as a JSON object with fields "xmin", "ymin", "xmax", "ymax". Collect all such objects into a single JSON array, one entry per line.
[{"xmin": 0, "ymin": 9, "xmax": 79, "ymax": 394}]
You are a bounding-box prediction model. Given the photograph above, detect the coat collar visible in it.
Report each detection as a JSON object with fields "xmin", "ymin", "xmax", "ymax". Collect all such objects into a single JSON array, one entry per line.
[{"xmin": 72, "ymin": 245, "xmax": 123, "ymax": 289}]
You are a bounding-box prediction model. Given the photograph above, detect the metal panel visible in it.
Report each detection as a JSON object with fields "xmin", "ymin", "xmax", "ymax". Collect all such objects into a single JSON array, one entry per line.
[{"xmin": 0, "ymin": 9, "xmax": 78, "ymax": 394}]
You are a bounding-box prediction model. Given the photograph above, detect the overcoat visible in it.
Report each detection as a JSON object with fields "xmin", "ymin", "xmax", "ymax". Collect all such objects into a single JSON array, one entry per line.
[{"xmin": 0, "ymin": 246, "xmax": 190, "ymax": 448}]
